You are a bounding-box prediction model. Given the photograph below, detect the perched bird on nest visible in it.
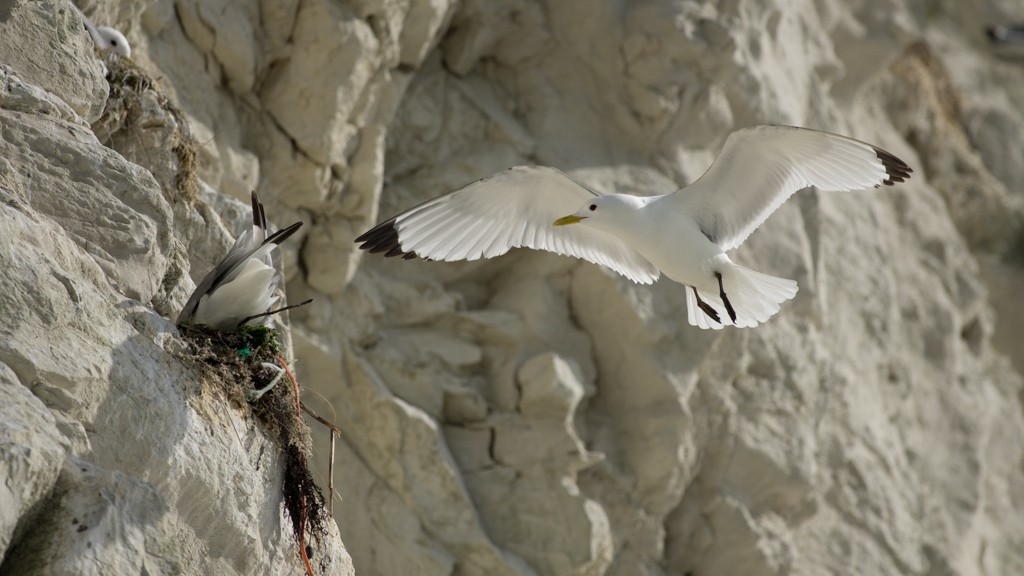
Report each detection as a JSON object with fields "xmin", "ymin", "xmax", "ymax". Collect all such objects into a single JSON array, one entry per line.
[
  {"xmin": 178, "ymin": 192, "xmax": 302, "ymax": 330},
  {"xmin": 356, "ymin": 125, "xmax": 912, "ymax": 329},
  {"xmin": 71, "ymin": 3, "xmax": 131, "ymax": 58}
]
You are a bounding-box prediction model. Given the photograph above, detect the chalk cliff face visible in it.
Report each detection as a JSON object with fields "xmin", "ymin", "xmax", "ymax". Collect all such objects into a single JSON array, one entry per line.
[{"xmin": 2, "ymin": 0, "xmax": 1024, "ymax": 575}]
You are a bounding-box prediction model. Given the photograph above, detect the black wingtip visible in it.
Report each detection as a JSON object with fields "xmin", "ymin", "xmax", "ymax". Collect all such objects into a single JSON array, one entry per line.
[
  {"xmin": 250, "ymin": 190, "xmax": 268, "ymax": 230},
  {"xmin": 354, "ymin": 218, "xmax": 419, "ymax": 260},
  {"xmin": 267, "ymin": 221, "xmax": 303, "ymax": 245},
  {"xmin": 352, "ymin": 225, "xmax": 377, "ymax": 244},
  {"xmin": 873, "ymin": 147, "xmax": 914, "ymax": 186}
]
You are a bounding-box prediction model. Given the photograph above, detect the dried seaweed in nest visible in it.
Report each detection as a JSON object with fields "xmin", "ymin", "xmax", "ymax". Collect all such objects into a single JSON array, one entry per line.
[
  {"xmin": 91, "ymin": 56, "xmax": 199, "ymax": 203},
  {"xmin": 176, "ymin": 324, "xmax": 281, "ymax": 395},
  {"xmin": 175, "ymin": 324, "xmax": 329, "ymax": 563}
]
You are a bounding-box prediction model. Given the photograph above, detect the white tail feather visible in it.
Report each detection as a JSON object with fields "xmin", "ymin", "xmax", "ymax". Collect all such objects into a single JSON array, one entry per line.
[
  {"xmin": 686, "ymin": 264, "xmax": 798, "ymax": 329},
  {"xmin": 193, "ymin": 260, "xmax": 278, "ymax": 329}
]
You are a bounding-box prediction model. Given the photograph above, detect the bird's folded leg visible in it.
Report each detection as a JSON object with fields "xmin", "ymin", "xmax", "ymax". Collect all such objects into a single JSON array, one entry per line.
[
  {"xmin": 715, "ymin": 272, "xmax": 738, "ymax": 323},
  {"xmin": 692, "ymin": 287, "xmax": 721, "ymax": 324}
]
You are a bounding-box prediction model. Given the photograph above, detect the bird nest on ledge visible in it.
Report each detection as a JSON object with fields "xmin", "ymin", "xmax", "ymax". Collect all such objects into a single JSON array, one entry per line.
[{"xmin": 176, "ymin": 323, "xmax": 329, "ymax": 573}]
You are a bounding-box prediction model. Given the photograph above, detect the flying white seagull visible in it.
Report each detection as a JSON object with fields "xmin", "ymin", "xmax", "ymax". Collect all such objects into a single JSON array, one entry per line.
[
  {"xmin": 72, "ymin": 4, "xmax": 131, "ymax": 58},
  {"xmin": 178, "ymin": 192, "xmax": 302, "ymax": 330},
  {"xmin": 356, "ymin": 126, "xmax": 912, "ymax": 329}
]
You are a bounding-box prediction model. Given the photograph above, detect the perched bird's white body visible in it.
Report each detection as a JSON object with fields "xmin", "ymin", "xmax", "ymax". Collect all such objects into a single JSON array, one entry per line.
[
  {"xmin": 190, "ymin": 248, "xmax": 279, "ymax": 329},
  {"xmin": 178, "ymin": 192, "xmax": 302, "ymax": 330},
  {"xmin": 72, "ymin": 4, "xmax": 131, "ymax": 58},
  {"xmin": 356, "ymin": 126, "xmax": 912, "ymax": 329}
]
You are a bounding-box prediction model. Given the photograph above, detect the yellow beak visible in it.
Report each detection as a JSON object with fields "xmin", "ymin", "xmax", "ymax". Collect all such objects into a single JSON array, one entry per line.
[{"xmin": 553, "ymin": 215, "xmax": 584, "ymax": 226}]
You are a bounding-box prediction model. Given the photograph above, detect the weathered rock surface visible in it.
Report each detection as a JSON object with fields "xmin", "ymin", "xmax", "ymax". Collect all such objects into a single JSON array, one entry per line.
[
  {"xmin": 3, "ymin": 0, "xmax": 1024, "ymax": 575},
  {"xmin": 0, "ymin": 3, "xmax": 352, "ymax": 574},
  {"xmin": 0, "ymin": 0, "xmax": 109, "ymax": 122}
]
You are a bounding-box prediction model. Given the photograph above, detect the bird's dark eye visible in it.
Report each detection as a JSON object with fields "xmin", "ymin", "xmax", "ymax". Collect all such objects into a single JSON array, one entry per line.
[
  {"xmin": 111, "ymin": 40, "xmax": 118, "ymax": 46},
  {"xmin": 588, "ymin": 204, "xmax": 596, "ymax": 211}
]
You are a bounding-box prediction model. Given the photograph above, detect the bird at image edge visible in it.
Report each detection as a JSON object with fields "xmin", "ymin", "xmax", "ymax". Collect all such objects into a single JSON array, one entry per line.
[{"xmin": 355, "ymin": 125, "xmax": 912, "ymax": 329}]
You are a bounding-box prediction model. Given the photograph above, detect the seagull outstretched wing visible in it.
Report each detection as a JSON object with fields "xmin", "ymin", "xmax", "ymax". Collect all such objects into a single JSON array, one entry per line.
[
  {"xmin": 356, "ymin": 166, "xmax": 660, "ymax": 284},
  {"xmin": 673, "ymin": 125, "xmax": 912, "ymax": 251}
]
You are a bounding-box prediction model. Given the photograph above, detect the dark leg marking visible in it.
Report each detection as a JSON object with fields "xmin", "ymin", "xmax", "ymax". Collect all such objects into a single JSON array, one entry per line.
[
  {"xmin": 692, "ymin": 287, "xmax": 720, "ymax": 324},
  {"xmin": 716, "ymin": 272, "xmax": 738, "ymax": 323}
]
